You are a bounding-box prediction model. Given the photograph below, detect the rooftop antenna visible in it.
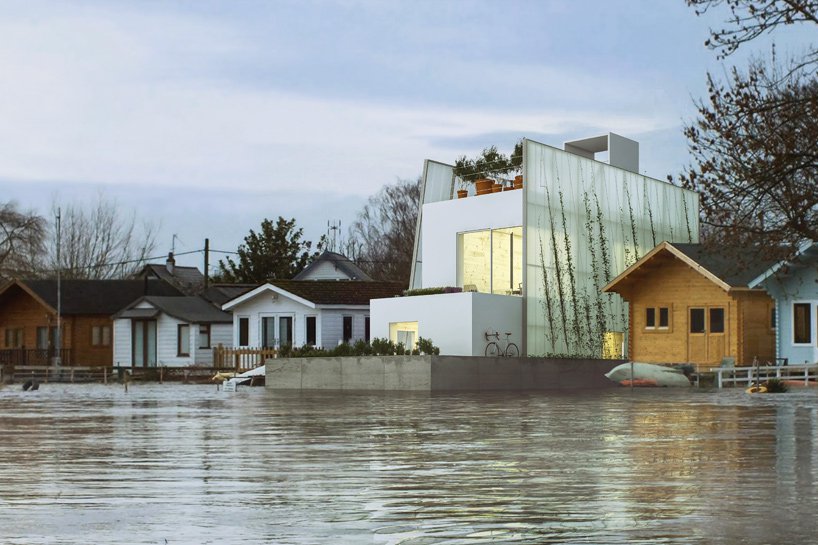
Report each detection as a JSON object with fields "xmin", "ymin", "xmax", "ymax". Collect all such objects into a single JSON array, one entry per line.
[
  {"xmin": 327, "ymin": 220, "xmax": 341, "ymax": 252},
  {"xmin": 171, "ymin": 234, "xmax": 179, "ymax": 254}
]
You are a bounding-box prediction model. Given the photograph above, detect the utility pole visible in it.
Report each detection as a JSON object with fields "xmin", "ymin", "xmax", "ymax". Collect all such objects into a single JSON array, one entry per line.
[
  {"xmin": 55, "ymin": 208, "xmax": 62, "ymax": 366},
  {"xmin": 204, "ymin": 238, "xmax": 210, "ymax": 289}
]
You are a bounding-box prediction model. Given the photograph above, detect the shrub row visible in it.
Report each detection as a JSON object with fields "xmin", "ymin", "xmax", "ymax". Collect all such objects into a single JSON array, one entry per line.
[{"xmin": 277, "ymin": 337, "xmax": 440, "ymax": 358}]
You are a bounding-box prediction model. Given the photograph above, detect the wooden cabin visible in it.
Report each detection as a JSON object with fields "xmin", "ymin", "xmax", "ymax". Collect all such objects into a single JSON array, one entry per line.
[
  {"xmin": 603, "ymin": 242, "xmax": 775, "ymax": 371},
  {"xmin": 0, "ymin": 279, "xmax": 181, "ymax": 367}
]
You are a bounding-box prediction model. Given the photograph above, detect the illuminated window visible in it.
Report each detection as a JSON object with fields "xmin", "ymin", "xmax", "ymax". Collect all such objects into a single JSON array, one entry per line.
[
  {"xmin": 457, "ymin": 226, "xmax": 522, "ymax": 295},
  {"xmin": 602, "ymin": 331, "xmax": 624, "ymax": 359},
  {"xmin": 389, "ymin": 321, "xmax": 418, "ymax": 349}
]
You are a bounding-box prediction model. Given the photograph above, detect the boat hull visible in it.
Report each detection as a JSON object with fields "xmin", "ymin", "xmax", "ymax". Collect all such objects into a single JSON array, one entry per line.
[{"xmin": 605, "ymin": 362, "xmax": 691, "ymax": 387}]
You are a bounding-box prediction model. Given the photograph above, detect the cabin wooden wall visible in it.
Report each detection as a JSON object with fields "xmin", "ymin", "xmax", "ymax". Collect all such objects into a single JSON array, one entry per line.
[{"xmin": 619, "ymin": 257, "xmax": 772, "ymax": 371}]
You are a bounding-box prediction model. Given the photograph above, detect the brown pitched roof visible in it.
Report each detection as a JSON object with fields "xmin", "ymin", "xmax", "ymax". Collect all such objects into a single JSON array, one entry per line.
[
  {"xmin": 3, "ymin": 279, "xmax": 182, "ymax": 315},
  {"xmin": 270, "ymin": 280, "xmax": 404, "ymax": 305}
]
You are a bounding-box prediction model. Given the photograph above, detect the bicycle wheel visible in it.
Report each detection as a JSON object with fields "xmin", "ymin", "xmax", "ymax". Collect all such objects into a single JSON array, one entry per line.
[
  {"xmin": 505, "ymin": 343, "xmax": 520, "ymax": 357},
  {"xmin": 485, "ymin": 342, "xmax": 500, "ymax": 357}
]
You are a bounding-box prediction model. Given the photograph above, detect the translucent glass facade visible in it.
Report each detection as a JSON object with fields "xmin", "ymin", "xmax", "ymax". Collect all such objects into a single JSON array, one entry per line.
[
  {"xmin": 409, "ymin": 160, "xmax": 455, "ymax": 289},
  {"xmin": 523, "ymin": 139, "xmax": 699, "ymax": 357}
]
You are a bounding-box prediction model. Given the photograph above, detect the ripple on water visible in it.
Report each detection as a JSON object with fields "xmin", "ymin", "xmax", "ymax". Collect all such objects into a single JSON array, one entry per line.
[{"xmin": 0, "ymin": 384, "xmax": 817, "ymax": 544}]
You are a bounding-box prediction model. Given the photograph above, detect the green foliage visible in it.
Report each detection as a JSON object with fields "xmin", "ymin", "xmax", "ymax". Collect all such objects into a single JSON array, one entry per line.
[
  {"xmin": 215, "ymin": 217, "xmax": 321, "ymax": 283},
  {"xmin": 276, "ymin": 337, "xmax": 440, "ymax": 358},
  {"xmin": 763, "ymin": 378, "xmax": 789, "ymax": 393},
  {"xmin": 453, "ymin": 141, "xmax": 523, "ymax": 186},
  {"xmin": 403, "ymin": 286, "xmax": 462, "ymax": 296}
]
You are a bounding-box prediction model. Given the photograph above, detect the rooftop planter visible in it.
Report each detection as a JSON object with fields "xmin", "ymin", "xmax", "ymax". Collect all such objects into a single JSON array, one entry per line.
[{"xmin": 453, "ymin": 141, "xmax": 523, "ymax": 198}]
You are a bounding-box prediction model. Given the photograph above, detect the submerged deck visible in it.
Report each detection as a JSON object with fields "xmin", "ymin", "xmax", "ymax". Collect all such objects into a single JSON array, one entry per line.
[{"xmin": 709, "ymin": 363, "xmax": 818, "ymax": 388}]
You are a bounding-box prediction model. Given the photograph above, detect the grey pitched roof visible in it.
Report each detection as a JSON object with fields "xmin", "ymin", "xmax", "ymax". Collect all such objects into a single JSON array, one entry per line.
[
  {"xmin": 139, "ymin": 262, "xmax": 205, "ymax": 293},
  {"xmin": 293, "ymin": 251, "xmax": 373, "ymax": 281},
  {"xmin": 200, "ymin": 283, "xmax": 256, "ymax": 306},
  {"xmin": 12, "ymin": 279, "xmax": 182, "ymax": 315},
  {"xmin": 116, "ymin": 296, "xmax": 232, "ymax": 323},
  {"xmin": 670, "ymin": 243, "xmax": 777, "ymax": 288},
  {"xmin": 268, "ymin": 280, "xmax": 404, "ymax": 305}
]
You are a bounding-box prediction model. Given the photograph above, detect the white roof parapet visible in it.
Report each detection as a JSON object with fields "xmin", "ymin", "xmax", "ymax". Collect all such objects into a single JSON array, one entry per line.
[{"xmin": 564, "ymin": 132, "xmax": 639, "ymax": 174}]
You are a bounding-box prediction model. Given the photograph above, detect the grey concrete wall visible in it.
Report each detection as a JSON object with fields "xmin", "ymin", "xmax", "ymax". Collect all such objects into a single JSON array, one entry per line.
[{"xmin": 266, "ymin": 356, "xmax": 622, "ymax": 391}]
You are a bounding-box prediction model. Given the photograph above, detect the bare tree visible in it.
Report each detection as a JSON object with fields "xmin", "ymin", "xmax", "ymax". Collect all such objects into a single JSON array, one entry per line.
[
  {"xmin": 348, "ymin": 177, "xmax": 420, "ymax": 285},
  {"xmin": 49, "ymin": 195, "xmax": 159, "ymax": 279},
  {"xmin": 0, "ymin": 201, "xmax": 46, "ymax": 279},
  {"xmin": 677, "ymin": 1, "xmax": 818, "ymax": 257}
]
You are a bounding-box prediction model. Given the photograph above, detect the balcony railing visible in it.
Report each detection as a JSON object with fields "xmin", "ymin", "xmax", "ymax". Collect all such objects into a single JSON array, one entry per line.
[{"xmin": 0, "ymin": 348, "xmax": 72, "ymax": 366}]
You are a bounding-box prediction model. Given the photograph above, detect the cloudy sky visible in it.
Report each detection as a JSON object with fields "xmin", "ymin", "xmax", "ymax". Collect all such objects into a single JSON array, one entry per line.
[{"xmin": 0, "ymin": 0, "xmax": 805, "ymax": 272}]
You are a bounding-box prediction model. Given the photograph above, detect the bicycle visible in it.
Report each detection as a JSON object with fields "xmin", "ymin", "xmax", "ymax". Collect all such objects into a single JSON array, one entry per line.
[{"xmin": 484, "ymin": 331, "xmax": 520, "ymax": 357}]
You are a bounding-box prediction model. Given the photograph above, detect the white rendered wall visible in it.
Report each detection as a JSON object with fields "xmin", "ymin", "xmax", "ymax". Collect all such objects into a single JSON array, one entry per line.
[
  {"xmin": 421, "ymin": 190, "xmax": 523, "ymax": 288},
  {"xmin": 371, "ymin": 292, "xmax": 521, "ymax": 356}
]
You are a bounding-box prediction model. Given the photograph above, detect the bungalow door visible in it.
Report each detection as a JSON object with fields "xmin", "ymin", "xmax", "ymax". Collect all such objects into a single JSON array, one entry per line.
[{"xmin": 132, "ymin": 320, "xmax": 157, "ymax": 368}]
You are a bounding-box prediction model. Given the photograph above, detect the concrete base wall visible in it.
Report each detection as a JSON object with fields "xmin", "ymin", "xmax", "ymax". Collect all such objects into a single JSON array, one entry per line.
[{"xmin": 266, "ymin": 356, "xmax": 622, "ymax": 391}]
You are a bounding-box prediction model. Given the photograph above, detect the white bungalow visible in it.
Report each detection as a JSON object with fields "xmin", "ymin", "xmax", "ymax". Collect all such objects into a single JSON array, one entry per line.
[
  {"xmin": 221, "ymin": 280, "xmax": 403, "ymax": 349},
  {"xmin": 113, "ymin": 296, "xmax": 232, "ymax": 368}
]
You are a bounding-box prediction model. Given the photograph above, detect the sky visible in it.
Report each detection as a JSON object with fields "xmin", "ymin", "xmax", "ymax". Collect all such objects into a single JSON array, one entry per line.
[{"xmin": 0, "ymin": 0, "xmax": 810, "ymax": 273}]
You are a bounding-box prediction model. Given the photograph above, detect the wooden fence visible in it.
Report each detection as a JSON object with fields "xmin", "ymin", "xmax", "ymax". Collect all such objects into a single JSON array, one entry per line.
[{"xmin": 212, "ymin": 346, "xmax": 277, "ymax": 371}]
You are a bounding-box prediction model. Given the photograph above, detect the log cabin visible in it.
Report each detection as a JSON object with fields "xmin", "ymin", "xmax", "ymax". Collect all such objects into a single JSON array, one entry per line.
[{"xmin": 603, "ymin": 242, "xmax": 775, "ymax": 371}]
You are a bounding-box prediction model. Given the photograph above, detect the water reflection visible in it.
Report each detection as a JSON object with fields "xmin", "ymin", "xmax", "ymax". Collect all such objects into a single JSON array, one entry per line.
[{"xmin": 0, "ymin": 385, "xmax": 816, "ymax": 544}]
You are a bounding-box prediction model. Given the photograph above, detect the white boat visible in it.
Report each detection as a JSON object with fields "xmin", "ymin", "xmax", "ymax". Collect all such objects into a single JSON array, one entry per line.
[
  {"xmin": 220, "ymin": 365, "xmax": 266, "ymax": 391},
  {"xmin": 605, "ymin": 362, "xmax": 691, "ymax": 387}
]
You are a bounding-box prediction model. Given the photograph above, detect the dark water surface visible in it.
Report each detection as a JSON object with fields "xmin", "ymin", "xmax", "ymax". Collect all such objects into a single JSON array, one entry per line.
[{"xmin": 0, "ymin": 384, "xmax": 816, "ymax": 544}]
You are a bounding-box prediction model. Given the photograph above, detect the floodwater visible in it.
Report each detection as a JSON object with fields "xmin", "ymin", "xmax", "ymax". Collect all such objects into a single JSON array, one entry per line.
[{"xmin": 0, "ymin": 384, "xmax": 816, "ymax": 545}]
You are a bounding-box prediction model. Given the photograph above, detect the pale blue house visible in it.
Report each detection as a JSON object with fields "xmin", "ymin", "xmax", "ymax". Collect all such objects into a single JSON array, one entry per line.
[{"xmin": 748, "ymin": 243, "xmax": 818, "ymax": 365}]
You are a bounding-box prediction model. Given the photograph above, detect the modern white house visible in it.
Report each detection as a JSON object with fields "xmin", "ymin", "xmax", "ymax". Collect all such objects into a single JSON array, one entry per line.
[
  {"xmin": 748, "ymin": 242, "xmax": 818, "ymax": 365},
  {"xmin": 112, "ymin": 296, "xmax": 233, "ymax": 368},
  {"xmin": 371, "ymin": 133, "xmax": 700, "ymax": 357},
  {"xmin": 221, "ymin": 280, "xmax": 403, "ymax": 349}
]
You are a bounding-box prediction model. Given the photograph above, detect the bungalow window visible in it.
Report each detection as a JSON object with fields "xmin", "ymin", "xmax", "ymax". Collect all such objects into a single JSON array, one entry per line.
[
  {"xmin": 306, "ymin": 316, "xmax": 317, "ymax": 346},
  {"xmin": 770, "ymin": 307, "xmax": 776, "ymax": 330},
  {"xmin": 690, "ymin": 308, "xmax": 705, "ymax": 334},
  {"xmin": 91, "ymin": 326, "xmax": 111, "ymax": 347},
  {"xmin": 238, "ymin": 317, "xmax": 249, "ymax": 346},
  {"xmin": 645, "ymin": 308, "xmax": 656, "ymax": 329},
  {"xmin": 4, "ymin": 328, "xmax": 23, "ymax": 348},
  {"xmin": 198, "ymin": 325, "xmax": 210, "ymax": 349},
  {"xmin": 365, "ymin": 316, "xmax": 371, "ymax": 343},
  {"xmin": 793, "ymin": 303, "xmax": 811, "ymax": 344},
  {"xmin": 343, "ymin": 316, "xmax": 353, "ymax": 344},
  {"xmin": 178, "ymin": 324, "xmax": 190, "ymax": 356},
  {"xmin": 709, "ymin": 308, "xmax": 725, "ymax": 333}
]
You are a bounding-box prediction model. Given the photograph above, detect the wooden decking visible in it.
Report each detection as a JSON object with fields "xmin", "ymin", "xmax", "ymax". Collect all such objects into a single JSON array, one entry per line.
[{"xmin": 708, "ymin": 363, "xmax": 818, "ymax": 388}]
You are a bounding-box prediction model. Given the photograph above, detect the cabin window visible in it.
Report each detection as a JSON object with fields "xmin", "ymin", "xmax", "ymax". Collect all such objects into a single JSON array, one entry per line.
[
  {"xmin": 91, "ymin": 326, "xmax": 111, "ymax": 347},
  {"xmin": 365, "ymin": 316, "xmax": 371, "ymax": 343},
  {"xmin": 36, "ymin": 327, "xmax": 59, "ymax": 350},
  {"xmin": 177, "ymin": 324, "xmax": 190, "ymax": 356},
  {"xmin": 4, "ymin": 328, "xmax": 23, "ymax": 348},
  {"xmin": 343, "ymin": 316, "xmax": 353, "ymax": 343},
  {"xmin": 770, "ymin": 307, "xmax": 776, "ymax": 330},
  {"xmin": 709, "ymin": 308, "xmax": 725, "ymax": 333},
  {"xmin": 658, "ymin": 307, "xmax": 669, "ymax": 329},
  {"xmin": 198, "ymin": 325, "xmax": 211, "ymax": 349},
  {"xmin": 238, "ymin": 317, "xmax": 249, "ymax": 346},
  {"xmin": 793, "ymin": 303, "xmax": 811, "ymax": 344},
  {"xmin": 306, "ymin": 316, "xmax": 317, "ymax": 346},
  {"xmin": 645, "ymin": 308, "xmax": 656, "ymax": 329},
  {"xmin": 690, "ymin": 308, "xmax": 705, "ymax": 334}
]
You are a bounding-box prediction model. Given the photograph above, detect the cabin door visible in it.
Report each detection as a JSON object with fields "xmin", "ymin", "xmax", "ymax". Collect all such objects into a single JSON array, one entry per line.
[
  {"xmin": 132, "ymin": 320, "xmax": 157, "ymax": 368},
  {"xmin": 687, "ymin": 306, "xmax": 727, "ymax": 365}
]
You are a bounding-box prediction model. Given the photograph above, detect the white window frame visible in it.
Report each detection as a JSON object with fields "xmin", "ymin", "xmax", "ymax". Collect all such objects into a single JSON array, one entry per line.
[{"xmin": 791, "ymin": 300, "xmax": 816, "ymax": 346}]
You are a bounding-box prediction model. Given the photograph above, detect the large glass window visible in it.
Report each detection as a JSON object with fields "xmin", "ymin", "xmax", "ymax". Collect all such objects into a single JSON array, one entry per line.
[
  {"xmin": 389, "ymin": 321, "xmax": 418, "ymax": 349},
  {"xmin": 794, "ymin": 303, "xmax": 811, "ymax": 344},
  {"xmin": 458, "ymin": 226, "xmax": 522, "ymax": 295},
  {"xmin": 709, "ymin": 308, "xmax": 725, "ymax": 333}
]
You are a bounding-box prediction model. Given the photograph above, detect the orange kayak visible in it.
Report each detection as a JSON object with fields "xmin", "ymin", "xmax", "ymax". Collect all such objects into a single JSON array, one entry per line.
[{"xmin": 620, "ymin": 379, "xmax": 659, "ymax": 387}]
